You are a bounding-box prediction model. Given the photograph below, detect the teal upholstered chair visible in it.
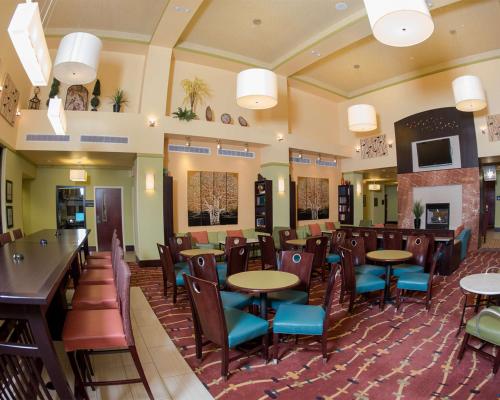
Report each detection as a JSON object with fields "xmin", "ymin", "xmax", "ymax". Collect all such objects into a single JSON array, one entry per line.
[
  {"xmin": 345, "ymin": 237, "xmax": 385, "ymax": 276},
  {"xmin": 273, "ymin": 265, "xmax": 338, "ymax": 363},
  {"xmin": 339, "ymin": 247, "xmax": 385, "ymax": 312},
  {"xmin": 216, "ymin": 237, "xmax": 248, "ymax": 285},
  {"xmin": 157, "ymin": 243, "xmax": 190, "ymax": 304},
  {"xmin": 305, "ymin": 236, "xmax": 329, "ymax": 281},
  {"xmin": 395, "ymin": 243, "xmax": 443, "ymax": 311},
  {"xmin": 458, "ymin": 306, "xmax": 500, "ymax": 373},
  {"xmin": 325, "ymin": 230, "xmax": 345, "ymax": 269},
  {"xmin": 187, "ymin": 253, "xmax": 252, "ymax": 310},
  {"xmin": 455, "ymin": 228, "xmax": 471, "ymax": 262},
  {"xmin": 168, "ymin": 235, "xmax": 192, "ymax": 270},
  {"xmin": 183, "ymin": 274, "xmax": 269, "ymax": 379},
  {"xmin": 392, "ymin": 235, "xmax": 429, "ymax": 277}
]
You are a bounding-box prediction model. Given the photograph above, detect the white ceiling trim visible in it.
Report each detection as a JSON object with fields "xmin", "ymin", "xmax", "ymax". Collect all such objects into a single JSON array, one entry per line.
[{"xmin": 45, "ymin": 27, "xmax": 151, "ymax": 43}]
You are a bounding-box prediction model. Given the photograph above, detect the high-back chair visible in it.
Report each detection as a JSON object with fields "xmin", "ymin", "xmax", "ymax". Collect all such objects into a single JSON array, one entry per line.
[
  {"xmin": 395, "ymin": 243, "xmax": 444, "ymax": 311},
  {"xmin": 383, "ymin": 231, "xmax": 403, "ymax": 250},
  {"xmin": 425, "ymin": 234, "xmax": 436, "ymax": 272},
  {"xmin": 305, "ymin": 236, "xmax": 329, "ymax": 281},
  {"xmin": 325, "ymin": 230, "xmax": 345, "ymax": 281},
  {"xmin": 12, "ymin": 228, "xmax": 23, "ymax": 240},
  {"xmin": 0, "ymin": 232, "xmax": 12, "ymax": 246},
  {"xmin": 87, "ymin": 230, "xmax": 117, "ymax": 260},
  {"xmin": 183, "ymin": 274, "xmax": 269, "ymax": 379},
  {"xmin": 343, "ymin": 237, "xmax": 385, "ymax": 276},
  {"xmin": 360, "ymin": 230, "xmax": 377, "ymax": 252},
  {"xmin": 78, "ymin": 241, "xmax": 123, "ymax": 286},
  {"xmin": 168, "ymin": 235, "xmax": 192, "ymax": 265},
  {"xmin": 339, "ymin": 247, "xmax": 385, "ymax": 313},
  {"xmin": 258, "ymin": 235, "xmax": 278, "ymax": 270},
  {"xmin": 392, "ymin": 235, "xmax": 429, "ymax": 277},
  {"xmin": 279, "ymin": 229, "xmax": 297, "ymax": 251},
  {"xmin": 273, "ymin": 265, "xmax": 338, "ymax": 363},
  {"xmin": 224, "ymin": 236, "xmax": 247, "ymax": 258},
  {"xmin": 157, "ymin": 243, "xmax": 190, "ymax": 303},
  {"xmin": 84, "ymin": 232, "xmax": 120, "ymax": 269},
  {"xmin": 226, "ymin": 244, "xmax": 249, "ymax": 277},
  {"xmin": 63, "ymin": 259, "xmax": 154, "ymax": 399}
]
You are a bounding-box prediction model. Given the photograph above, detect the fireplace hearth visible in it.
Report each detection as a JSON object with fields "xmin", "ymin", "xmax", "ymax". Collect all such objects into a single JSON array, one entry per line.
[{"xmin": 426, "ymin": 203, "xmax": 450, "ymax": 230}]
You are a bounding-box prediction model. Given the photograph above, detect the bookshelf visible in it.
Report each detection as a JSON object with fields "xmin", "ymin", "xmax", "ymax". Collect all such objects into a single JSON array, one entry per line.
[
  {"xmin": 338, "ymin": 184, "xmax": 354, "ymax": 225},
  {"xmin": 255, "ymin": 179, "xmax": 273, "ymax": 234}
]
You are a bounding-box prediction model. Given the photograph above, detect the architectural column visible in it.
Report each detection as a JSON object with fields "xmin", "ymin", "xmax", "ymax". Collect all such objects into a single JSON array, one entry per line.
[{"xmin": 342, "ymin": 172, "xmax": 364, "ymax": 226}]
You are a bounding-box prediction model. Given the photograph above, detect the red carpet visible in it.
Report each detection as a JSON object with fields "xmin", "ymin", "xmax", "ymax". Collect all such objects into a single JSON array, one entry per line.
[{"xmin": 130, "ymin": 252, "xmax": 499, "ymax": 400}]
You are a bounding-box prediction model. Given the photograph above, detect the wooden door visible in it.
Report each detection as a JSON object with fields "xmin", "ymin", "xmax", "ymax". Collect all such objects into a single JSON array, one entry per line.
[
  {"xmin": 95, "ymin": 188, "xmax": 123, "ymax": 251},
  {"xmin": 483, "ymin": 181, "xmax": 495, "ymax": 228}
]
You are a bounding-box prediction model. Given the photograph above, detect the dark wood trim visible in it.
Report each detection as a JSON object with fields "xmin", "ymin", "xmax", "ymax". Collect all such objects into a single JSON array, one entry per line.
[
  {"xmin": 163, "ymin": 174, "xmax": 174, "ymax": 244},
  {"xmin": 289, "ymin": 177, "xmax": 297, "ymax": 229},
  {"xmin": 136, "ymin": 257, "xmax": 161, "ymax": 268}
]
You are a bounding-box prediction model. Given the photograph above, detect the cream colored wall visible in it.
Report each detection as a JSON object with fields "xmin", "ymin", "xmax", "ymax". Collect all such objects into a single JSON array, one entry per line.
[
  {"xmin": 340, "ymin": 58, "xmax": 500, "ymax": 172},
  {"xmin": 385, "ymin": 184, "xmax": 398, "ymax": 222},
  {"xmin": 25, "ymin": 166, "xmax": 134, "ymax": 247},
  {"xmin": 364, "ymin": 185, "xmax": 385, "ymax": 225},
  {"xmin": 342, "ymin": 172, "xmax": 364, "ymax": 226},
  {"xmin": 167, "ymin": 138, "xmax": 261, "ymax": 233},
  {"xmin": 290, "ymin": 159, "xmax": 341, "ymax": 226}
]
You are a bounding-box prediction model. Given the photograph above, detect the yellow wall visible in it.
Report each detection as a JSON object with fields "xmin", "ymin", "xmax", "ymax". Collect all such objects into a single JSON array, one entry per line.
[
  {"xmin": 385, "ymin": 184, "xmax": 398, "ymax": 222},
  {"xmin": 24, "ymin": 166, "xmax": 134, "ymax": 247},
  {"xmin": 363, "ymin": 184, "xmax": 385, "ymax": 225}
]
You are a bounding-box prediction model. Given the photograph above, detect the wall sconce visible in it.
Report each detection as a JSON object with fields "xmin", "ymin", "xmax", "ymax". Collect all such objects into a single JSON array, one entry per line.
[
  {"xmin": 148, "ymin": 118, "xmax": 157, "ymax": 127},
  {"xmin": 387, "ymin": 140, "xmax": 393, "ymax": 148},
  {"xmin": 355, "ymin": 145, "xmax": 361, "ymax": 153},
  {"xmin": 276, "ymin": 133, "xmax": 284, "ymax": 142},
  {"xmin": 0, "ymin": 85, "xmax": 3, "ymax": 92},
  {"xmin": 278, "ymin": 178, "xmax": 285, "ymax": 194},
  {"xmin": 185, "ymin": 136, "xmax": 191, "ymax": 147},
  {"xmin": 145, "ymin": 173, "xmax": 155, "ymax": 191},
  {"xmin": 298, "ymin": 152, "xmax": 303, "ymax": 159},
  {"xmin": 480, "ymin": 125, "xmax": 487, "ymax": 135},
  {"xmin": 316, "ymin": 153, "xmax": 321, "ymax": 162},
  {"xmin": 15, "ymin": 109, "xmax": 21, "ymax": 117},
  {"xmin": 244, "ymin": 143, "xmax": 249, "ymax": 152},
  {"xmin": 216, "ymin": 140, "xmax": 221, "ymax": 150}
]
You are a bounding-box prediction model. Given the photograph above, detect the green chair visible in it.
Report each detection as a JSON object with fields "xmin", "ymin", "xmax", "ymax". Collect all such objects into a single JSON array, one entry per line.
[
  {"xmin": 273, "ymin": 265, "xmax": 338, "ymax": 363},
  {"xmin": 458, "ymin": 306, "xmax": 500, "ymax": 373}
]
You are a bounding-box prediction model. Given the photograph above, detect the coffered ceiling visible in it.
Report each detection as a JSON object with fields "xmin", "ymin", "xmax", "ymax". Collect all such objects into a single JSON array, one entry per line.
[{"xmin": 20, "ymin": 151, "xmax": 136, "ymax": 168}]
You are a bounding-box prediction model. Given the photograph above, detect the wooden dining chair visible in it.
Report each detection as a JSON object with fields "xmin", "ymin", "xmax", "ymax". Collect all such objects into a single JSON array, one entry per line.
[
  {"xmin": 63, "ymin": 259, "xmax": 154, "ymax": 399},
  {"xmin": 305, "ymin": 236, "xmax": 329, "ymax": 281},
  {"xmin": 12, "ymin": 228, "xmax": 23, "ymax": 240},
  {"xmin": 273, "ymin": 265, "xmax": 338, "ymax": 363},
  {"xmin": 0, "ymin": 232, "xmax": 12, "ymax": 246},
  {"xmin": 360, "ymin": 230, "xmax": 378, "ymax": 252},
  {"xmin": 226, "ymin": 244, "xmax": 249, "ymax": 278},
  {"xmin": 279, "ymin": 229, "xmax": 297, "ymax": 251},
  {"xmin": 224, "ymin": 236, "xmax": 247, "ymax": 258},
  {"xmin": 78, "ymin": 244, "xmax": 123, "ymax": 286},
  {"xmin": 344, "ymin": 237, "xmax": 385, "ymax": 276},
  {"xmin": 258, "ymin": 235, "xmax": 278, "ymax": 270},
  {"xmin": 168, "ymin": 235, "xmax": 192, "ymax": 266},
  {"xmin": 392, "ymin": 235, "xmax": 429, "ymax": 277},
  {"xmin": 157, "ymin": 243, "xmax": 190, "ymax": 303},
  {"xmin": 183, "ymin": 273, "xmax": 269, "ymax": 379},
  {"xmin": 383, "ymin": 231, "xmax": 403, "ymax": 250}
]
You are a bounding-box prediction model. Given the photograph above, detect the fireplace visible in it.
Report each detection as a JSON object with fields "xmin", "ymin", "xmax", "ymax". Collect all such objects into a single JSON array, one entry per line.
[{"xmin": 426, "ymin": 203, "xmax": 450, "ymax": 230}]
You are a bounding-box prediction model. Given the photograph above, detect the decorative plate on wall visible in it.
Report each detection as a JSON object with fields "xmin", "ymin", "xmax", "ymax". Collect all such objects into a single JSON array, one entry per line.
[
  {"xmin": 221, "ymin": 113, "xmax": 232, "ymax": 124},
  {"xmin": 238, "ymin": 116, "xmax": 248, "ymax": 127},
  {"xmin": 205, "ymin": 106, "xmax": 213, "ymax": 121}
]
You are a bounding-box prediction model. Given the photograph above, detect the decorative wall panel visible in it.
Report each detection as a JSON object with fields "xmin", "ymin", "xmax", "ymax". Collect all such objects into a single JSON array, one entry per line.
[
  {"xmin": 487, "ymin": 114, "xmax": 500, "ymax": 142},
  {"xmin": 297, "ymin": 177, "xmax": 329, "ymax": 221},
  {"xmin": 360, "ymin": 135, "xmax": 388, "ymax": 159},
  {"xmin": 0, "ymin": 74, "xmax": 19, "ymax": 126}
]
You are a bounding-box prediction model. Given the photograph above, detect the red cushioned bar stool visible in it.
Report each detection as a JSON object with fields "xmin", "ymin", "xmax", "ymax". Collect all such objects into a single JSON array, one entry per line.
[
  {"xmin": 85, "ymin": 230, "xmax": 117, "ymax": 261},
  {"xmin": 84, "ymin": 231, "xmax": 119, "ymax": 269},
  {"xmin": 78, "ymin": 242, "xmax": 123, "ymax": 286}
]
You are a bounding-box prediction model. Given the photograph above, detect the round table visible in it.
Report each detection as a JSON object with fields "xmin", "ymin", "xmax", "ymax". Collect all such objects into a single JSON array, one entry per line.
[
  {"xmin": 179, "ymin": 248, "xmax": 224, "ymax": 258},
  {"xmin": 286, "ymin": 238, "xmax": 306, "ymax": 247},
  {"xmin": 366, "ymin": 250, "xmax": 413, "ymax": 302},
  {"xmin": 227, "ymin": 270, "xmax": 300, "ymax": 319}
]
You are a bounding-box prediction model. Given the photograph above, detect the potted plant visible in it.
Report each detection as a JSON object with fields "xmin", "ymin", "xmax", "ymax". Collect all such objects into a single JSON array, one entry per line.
[
  {"xmin": 90, "ymin": 79, "xmax": 101, "ymax": 111},
  {"xmin": 172, "ymin": 107, "xmax": 197, "ymax": 121},
  {"xmin": 46, "ymin": 78, "xmax": 60, "ymax": 106},
  {"xmin": 413, "ymin": 200, "xmax": 423, "ymax": 229},
  {"xmin": 172, "ymin": 77, "xmax": 210, "ymax": 121},
  {"xmin": 110, "ymin": 88, "xmax": 127, "ymax": 112}
]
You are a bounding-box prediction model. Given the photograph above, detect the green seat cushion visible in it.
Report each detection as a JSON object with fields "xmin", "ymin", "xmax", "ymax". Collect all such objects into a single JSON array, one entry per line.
[
  {"xmin": 225, "ymin": 308, "xmax": 269, "ymax": 348},
  {"xmin": 466, "ymin": 306, "xmax": 500, "ymax": 346},
  {"xmin": 220, "ymin": 291, "xmax": 252, "ymax": 309},
  {"xmin": 326, "ymin": 253, "xmax": 341, "ymax": 264},
  {"xmin": 194, "ymin": 243, "xmax": 216, "ymax": 250},
  {"xmin": 355, "ymin": 274, "xmax": 385, "ymax": 294},
  {"xmin": 392, "ymin": 264, "xmax": 424, "ymax": 277},
  {"xmin": 396, "ymin": 272, "xmax": 429, "ymax": 291},
  {"xmin": 273, "ymin": 304, "xmax": 325, "ymax": 335},
  {"xmin": 296, "ymin": 227, "xmax": 308, "ymax": 239},
  {"xmin": 355, "ymin": 264, "xmax": 385, "ymax": 276},
  {"xmin": 207, "ymin": 231, "xmax": 219, "ymax": 245},
  {"xmin": 174, "ymin": 265, "xmax": 190, "ymax": 286},
  {"xmin": 243, "ymin": 228, "xmax": 257, "ymax": 239},
  {"xmin": 217, "ymin": 231, "xmax": 227, "ymax": 243}
]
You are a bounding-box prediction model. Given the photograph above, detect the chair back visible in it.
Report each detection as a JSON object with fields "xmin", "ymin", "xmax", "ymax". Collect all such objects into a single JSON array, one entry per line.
[
  {"xmin": 279, "ymin": 229, "xmax": 297, "ymax": 250},
  {"xmin": 227, "ymin": 245, "xmax": 249, "ymax": 277},
  {"xmin": 258, "ymin": 235, "xmax": 277, "ymax": 270},
  {"xmin": 405, "ymin": 235, "xmax": 429, "ymax": 267},
  {"xmin": 280, "ymin": 251, "xmax": 314, "ymax": 293},
  {"xmin": 305, "ymin": 236, "xmax": 329, "ymax": 269},
  {"xmin": 343, "ymin": 237, "xmax": 366, "ymax": 266},
  {"xmin": 224, "ymin": 236, "xmax": 247, "ymax": 258},
  {"xmin": 157, "ymin": 243, "xmax": 176, "ymax": 284},
  {"xmin": 339, "ymin": 247, "xmax": 356, "ymax": 293},
  {"xmin": 115, "ymin": 259, "xmax": 134, "ymax": 346},
  {"xmin": 383, "ymin": 231, "xmax": 402, "ymax": 250},
  {"xmin": 187, "ymin": 253, "xmax": 219, "ymax": 286},
  {"xmin": 12, "ymin": 229, "xmax": 23, "ymax": 240},
  {"xmin": 425, "ymin": 234, "xmax": 436, "ymax": 272},
  {"xmin": 0, "ymin": 232, "xmax": 12, "ymax": 246},
  {"xmin": 184, "ymin": 274, "xmax": 227, "ymax": 348},
  {"xmin": 428, "ymin": 243, "xmax": 444, "ymax": 286},
  {"xmin": 168, "ymin": 236, "xmax": 192, "ymax": 263},
  {"xmin": 360, "ymin": 230, "xmax": 377, "ymax": 252},
  {"xmin": 329, "ymin": 231, "xmax": 346, "ymax": 254},
  {"xmin": 322, "ymin": 265, "xmax": 338, "ymax": 332}
]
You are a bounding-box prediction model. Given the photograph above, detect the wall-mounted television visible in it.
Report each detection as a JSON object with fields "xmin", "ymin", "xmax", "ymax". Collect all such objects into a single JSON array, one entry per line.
[{"xmin": 411, "ymin": 135, "xmax": 461, "ymax": 172}]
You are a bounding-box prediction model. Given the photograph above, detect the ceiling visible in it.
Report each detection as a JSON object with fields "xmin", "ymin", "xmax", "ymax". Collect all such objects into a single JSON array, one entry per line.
[
  {"xmin": 20, "ymin": 151, "xmax": 136, "ymax": 168},
  {"xmin": 359, "ymin": 167, "xmax": 398, "ymax": 183}
]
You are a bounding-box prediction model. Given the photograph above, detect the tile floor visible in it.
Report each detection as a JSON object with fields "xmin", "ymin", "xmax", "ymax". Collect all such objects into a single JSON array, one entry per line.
[{"xmin": 51, "ymin": 287, "xmax": 213, "ymax": 400}]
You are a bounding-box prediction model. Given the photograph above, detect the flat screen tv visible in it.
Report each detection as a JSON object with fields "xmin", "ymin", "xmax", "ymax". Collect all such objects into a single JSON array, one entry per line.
[{"xmin": 416, "ymin": 138, "xmax": 452, "ymax": 168}]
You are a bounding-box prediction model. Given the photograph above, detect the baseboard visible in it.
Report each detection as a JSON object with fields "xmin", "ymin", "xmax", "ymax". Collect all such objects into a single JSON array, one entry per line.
[
  {"xmin": 494, "ymin": 228, "xmax": 500, "ymax": 232},
  {"xmin": 88, "ymin": 246, "xmax": 96, "ymax": 252},
  {"xmin": 136, "ymin": 257, "xmax": 161, "ymax": 267}
]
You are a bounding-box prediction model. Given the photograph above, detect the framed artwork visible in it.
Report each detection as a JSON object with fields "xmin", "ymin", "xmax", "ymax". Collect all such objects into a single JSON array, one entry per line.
[
  {"xmin": 0, "ymin": 74, "xmax": 20, "ymax": 126},
  {"xmin": 6, "ymin": 206, "xmax": 13, "ymax": 229},
  {"xmin": 487, "ymin": 114, "xmax": 500, "ymax": 142},
  {"xmin": 187, "ymin": 171, "xmax": 238, "ymax": 226},
  {"xmin": 297, "ymin": 177, "xmax": 329, "ymax": 221},
  {"xmin": 65, "ymin": 85, "xmax": 89, "ymax": 111},
  {"xmin": 5, "ymin": 180, "xmax": 12, "ymax": 203},
  {"xmin": 361, "ymin": 135, "xmax": 388, "ymax": 159}
]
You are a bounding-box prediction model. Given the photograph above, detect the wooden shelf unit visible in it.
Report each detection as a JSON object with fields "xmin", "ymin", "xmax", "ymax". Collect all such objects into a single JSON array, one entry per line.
[
  {"xmin": 338, "ymin": 184, "xmax": 354, "ymax": 225},
  {"xmin": 255, "ymin": 179, "xmax": 273, "ymax": 234}
]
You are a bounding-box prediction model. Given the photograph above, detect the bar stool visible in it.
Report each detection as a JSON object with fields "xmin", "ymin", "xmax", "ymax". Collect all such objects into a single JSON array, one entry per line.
[
  {"xmin": 78, "ymin": 243, "xmax": 123, "ymax": 286},
  {"xmin": 85, "ymin": 230, "xmax": 117, "ymax": 260}
]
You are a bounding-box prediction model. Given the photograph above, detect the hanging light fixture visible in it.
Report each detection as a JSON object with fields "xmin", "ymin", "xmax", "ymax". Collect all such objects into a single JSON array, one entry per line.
[
  {"xmin": 452, "ymin": 75, "xmax": 487, "ymax": 112},
  {"xmin": 47, "ymin": 96, "xmax": 67, "ymax": 135},
  {"xmin": 8, "ymin": 1, "xmax": 52, "ymax": 86},
  {"xmin": 363, "ymin": 0, "xmax": 434, "ymax": 47},
  {"xmin": 53, "ymin": 32, "xmax": 102, "ymax": 84},
  {"xmin": 348, "ymin": 104, "xmax": 377, "ymax": 132},
  {"xmin": 236, "ymin": 68, "xmax": 277, "ymax": 109}
]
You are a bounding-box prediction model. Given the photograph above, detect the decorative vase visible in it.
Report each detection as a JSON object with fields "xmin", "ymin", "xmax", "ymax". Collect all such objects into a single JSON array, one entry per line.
[
  {"xmin": 414, "ymin": 218, "xmax": 421, "ymax": 229},
  {"xmin": 113, "ymin": 104, "xmax": 121, "ymax": 113}
]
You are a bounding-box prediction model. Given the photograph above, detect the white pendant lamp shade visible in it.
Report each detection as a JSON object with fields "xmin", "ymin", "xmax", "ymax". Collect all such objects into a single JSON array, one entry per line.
[
  {"xmin": 7, "ymin": 2, "xmax": 51, "ymax": 86},
  {"xmin": 236, "ymin": 68, "xmax": 278, "ymax": 109},
  {"xmin": 348, "ymin": 104, "xmax": 377, "ymax": 132},
  {"xmin": 363, "ymin": 0, "xmax": 434, "ymax": 47},
  {"xmin": 452, "ymin": 75, "xmax": 487, "ymax": 112},
  {"xmin": 53, "ymin": 32, "xmax": 102, "ymax": 84},
  {"xmin": 47, "ymin": 97, "xmax": 67, "ymax": 135}
]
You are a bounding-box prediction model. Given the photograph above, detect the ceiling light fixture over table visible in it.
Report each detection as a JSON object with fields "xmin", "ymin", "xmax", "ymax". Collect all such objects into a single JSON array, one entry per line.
[
  {"xmin": 363, "ymin": 0, "xmax": 434, "ymax": 47},
  {"xmin": 452, "ymin": 75, "xmax": 487, "ymax": 112},
  {"xmin": 236, "ymin": 68, "xmax": 277, "ymax": 110},
  {"xmin": 348, "ymin": 104, "xmax": 377, "ymax": 132}
]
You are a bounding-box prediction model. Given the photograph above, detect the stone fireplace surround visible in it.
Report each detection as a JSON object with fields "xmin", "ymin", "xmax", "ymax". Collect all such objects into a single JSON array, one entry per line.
[{"xmin": 397, "ymin": 167, "xmax": 480, "ymax": 253}]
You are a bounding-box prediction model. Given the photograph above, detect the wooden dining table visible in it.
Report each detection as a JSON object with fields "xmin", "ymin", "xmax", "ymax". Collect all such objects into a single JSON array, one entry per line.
[{"xmin": 0, "ymin": 228, "xmax": 90, "ymax": 400}]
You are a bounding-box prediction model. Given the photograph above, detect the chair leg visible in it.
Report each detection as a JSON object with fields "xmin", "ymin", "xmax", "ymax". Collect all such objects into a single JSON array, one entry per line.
[
  {"xmin": 221, "ymin": 346, "xmax": 229, "ymax": 380},
  {"xmin": 348, "ymin": 292, "xmax": 355, "ymax": 314},
  {"xmin": 273, "ymin": 333, "xmax": 280, "ymax": 363},
  {"xmin": 456, "ymin": 294, "xmax": 468, "ymax": 336},
  {"xmin": 130, "ymin": 346, "xmax": 154, "ymax": 400},
  {"xmin": 379, "ymin": 289, "xmax": 384, "ymax": 311},
  {"xmin": 321, "ymin": 334, "xmax": 328, "ymax": 363},
  {"xmin": 321, "ymin": 263, "xmax": 326, "ymax": 282},
  {"xmin": 457, "ymin": 333, "xmax": 469, "ymax": 361},
  {"xmin": 67, "ymin": 351, "xmax": 89, "ymax": 400},
  {"xmin": 173, "ymin": 284, "xmax": 177, "ymax": 304},
  {"xmin": 194, "ymin": 329, "xmax": 203, "ymax": 360},
  {"xmin": 163, "ymin": 278, "xmax": 168, "ymax": 298},
  {"xmin": 494, "ymin": 347, "xmax": 499, "ymax": 374},
  {"xmin": 395, "ymin": 288, "xmax": 401, "ymax": 310},
  {"xmin": 262, "ymin": 332, "xmax": 269, "ymax": 363}
]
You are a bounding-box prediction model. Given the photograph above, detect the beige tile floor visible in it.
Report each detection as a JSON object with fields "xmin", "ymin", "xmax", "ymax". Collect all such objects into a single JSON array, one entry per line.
[{"xmin": 51, "ymin": 287, "xmax": 214, "ymax": 400}]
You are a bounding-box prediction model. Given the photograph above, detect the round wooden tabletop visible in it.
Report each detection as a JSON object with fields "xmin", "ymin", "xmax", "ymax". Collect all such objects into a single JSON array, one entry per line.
[
  {"xmin": 286, "ymin": 238, "xmax": 307, "ymax": 246},
  {"xmin": 460, "ymin": 273, "xmax": 500, "ymax": 295},
  {"xmin": 366, "ymin": 250, "xmax": 413, "ymax": 263},
  {"xmin": 179, "ymin": 248, "xmax": 224, "ymax": 257},
  {"xmin": 227, "ymin": 270, "xmax": 300, "ymax": 294}
]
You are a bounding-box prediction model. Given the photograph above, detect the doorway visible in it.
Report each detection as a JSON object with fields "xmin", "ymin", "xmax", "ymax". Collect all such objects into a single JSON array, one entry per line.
[
  {"xmin": 94, "ymin": 187, "xmax": 124, "ymax": 251},
  {"xmin": 483, "ymin": 181, "xmax": 495, "ymax": 228}
]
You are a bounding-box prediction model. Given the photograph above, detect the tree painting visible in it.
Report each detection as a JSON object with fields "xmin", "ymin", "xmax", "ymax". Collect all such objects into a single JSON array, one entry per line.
[
  {"xmin": 297, "ymin": 177, "xmax": 329, "ymax": 221},
  {"xmin": 187, "ymin": 171, "xmax": 238, "ymax": 226}
]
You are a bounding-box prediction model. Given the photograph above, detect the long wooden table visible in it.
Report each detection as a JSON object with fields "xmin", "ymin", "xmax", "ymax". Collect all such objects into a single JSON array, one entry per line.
[{"xmin": 0, "ymin": 229, "xmax": 90, "ymax": 399}]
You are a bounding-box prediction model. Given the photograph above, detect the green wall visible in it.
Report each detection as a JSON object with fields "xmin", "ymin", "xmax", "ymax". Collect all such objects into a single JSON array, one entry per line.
[
  {"xmin": 385, "ymin": 184, "xmax": 398, "ymax": 222},
  {"xmin": 343, "ymin": 172, "xmax": 363, "ymax": 226},
  {"xmin": 260, "ymin": 163, "xmax": 290, "ymax": 228}
]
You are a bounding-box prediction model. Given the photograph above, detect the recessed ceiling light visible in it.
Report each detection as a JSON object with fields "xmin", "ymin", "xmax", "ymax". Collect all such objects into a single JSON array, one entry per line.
[
  {"xmin": 252, "ymin": 18, "xmax": 262, "ymax": 26},
  {"xmin": 335, "ymin": 2, "xmax": 348, "ymax": 11},
  {"xmin": 353, "ymin": 64, "xmax": 360, "ymax": 69},
  {"xmin": 174, "ymin": 5, "xmax": 191, "ymax": 13},
  {"xmin": 311, "ymin": 50, "xmax": 321, "ymax": 57}
]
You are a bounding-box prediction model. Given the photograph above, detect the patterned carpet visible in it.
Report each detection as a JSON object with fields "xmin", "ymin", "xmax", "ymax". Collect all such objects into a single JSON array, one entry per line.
[{"xmin": 130, "ymin": 252, "xmax": 500, "ymax": 400}]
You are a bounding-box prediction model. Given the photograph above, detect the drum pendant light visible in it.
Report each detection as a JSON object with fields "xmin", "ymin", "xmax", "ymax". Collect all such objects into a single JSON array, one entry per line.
[
  {"xmin": 363, "ymin": 0, "xmax": 434, "ymax": 47},
  {"xmin": 236, "ymin": 68, "xmax": 278, "ymax": 109},
  {"xmin": 452, "ymin": 75, "xmax": 487, "ymax": 112},
  {"xmin": 348, "ymin": 104, "xmax": 377, "ymax": 132},
  {"xmin": 53, "ymin": 32, "xmax": 102, "ymax": 84}
]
